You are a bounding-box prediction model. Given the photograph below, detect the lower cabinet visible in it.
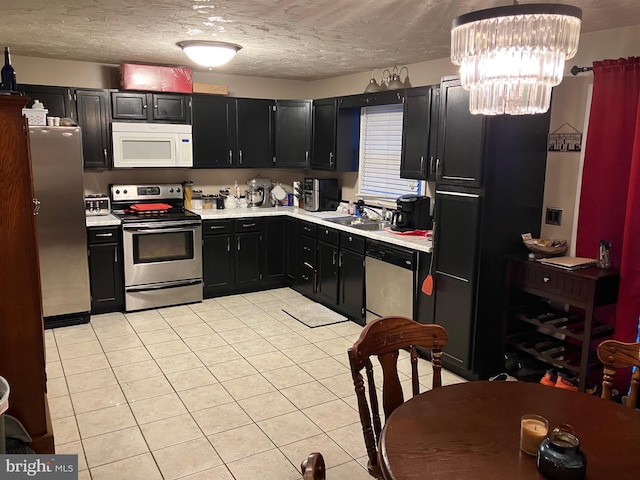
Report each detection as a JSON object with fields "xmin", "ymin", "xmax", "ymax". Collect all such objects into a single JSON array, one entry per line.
[
  {"xmin": 298, "ymin": 220, "xmax": 318, "ymax": 297},
  {"xmin": 316, "ymin": 226, "xmax": 340, "ymax": 305},
  {"xmin": 337, "ymin": 232, "xmax": 366, "ymax": 324},
  {"xmin": 87, "ymin": 226, "xmax": 124, "ymax": 314},
  {"xmin": 203, "ymin": 217, "xmax": 290, "ymax": 298}
]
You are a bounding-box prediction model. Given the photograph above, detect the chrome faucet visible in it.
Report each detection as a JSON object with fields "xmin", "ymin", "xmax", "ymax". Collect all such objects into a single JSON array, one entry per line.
[{"xmin": 360, "ymin": 205, "xmax": 384, "ymax": 221}]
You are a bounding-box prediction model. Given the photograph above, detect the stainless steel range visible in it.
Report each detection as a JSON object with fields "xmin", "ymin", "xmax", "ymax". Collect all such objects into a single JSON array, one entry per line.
[{"xmin": 110, "ymin": 184, "xmax": 202, "ymax": 312}]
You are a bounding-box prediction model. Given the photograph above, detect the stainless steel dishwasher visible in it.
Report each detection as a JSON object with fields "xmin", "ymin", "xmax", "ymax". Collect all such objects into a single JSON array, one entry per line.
[{"xmin": 365, "ymin": 240, "xmax": 415, "ymax": 323}]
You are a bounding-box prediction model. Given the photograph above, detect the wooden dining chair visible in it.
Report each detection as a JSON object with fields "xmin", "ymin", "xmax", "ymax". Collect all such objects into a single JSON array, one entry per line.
[
  {"xmin": 301, "ymin": 452, "xmax": 325, "ymax": 480},
  {"xmin": 597, "ymin": 339, "xmax": 640, "ymax": 409},
  {"xmin": 348, "ymin": 316, "xmax": 448, "ymax": 479}
]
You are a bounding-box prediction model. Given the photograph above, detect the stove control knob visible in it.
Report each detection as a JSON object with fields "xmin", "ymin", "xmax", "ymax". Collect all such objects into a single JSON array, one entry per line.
[
  {"xmin": 123, "ymin": 189, "xmax": 128, "ymax": 194},
  {"xmin": 115, "ymin": 189, "xmax": 120, "ymax": 194},
  {"xmin": 176, "ymin": 188, "xmax": 181, "ymax": 193},
  {"xmin": 169, "ymin": 188, "xmax": 174, "ymax": 193}
]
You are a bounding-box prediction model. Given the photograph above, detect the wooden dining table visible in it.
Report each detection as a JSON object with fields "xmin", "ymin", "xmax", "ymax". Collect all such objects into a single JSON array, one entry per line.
[{"xmin": 379, "ymin": 381, "xmax": 640, "ymax": 479}]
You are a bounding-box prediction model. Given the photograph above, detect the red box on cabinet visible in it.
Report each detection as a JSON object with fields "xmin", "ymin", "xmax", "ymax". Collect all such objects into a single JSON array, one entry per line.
[{"xmin": 120, "ymin": 64, "xmax": 193, "ymax": 93}]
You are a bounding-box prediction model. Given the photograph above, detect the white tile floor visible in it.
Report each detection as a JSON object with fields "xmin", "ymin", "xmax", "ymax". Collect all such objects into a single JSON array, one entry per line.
[{"xmin": 45, "ymin": 288, "xmax": 467, "ymax": 480}]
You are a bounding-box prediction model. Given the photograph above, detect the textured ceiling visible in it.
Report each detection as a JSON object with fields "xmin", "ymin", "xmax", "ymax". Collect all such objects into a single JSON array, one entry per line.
[{"xmin": 3, "ymin": 0, "xmax": 640, "ymax": 80}]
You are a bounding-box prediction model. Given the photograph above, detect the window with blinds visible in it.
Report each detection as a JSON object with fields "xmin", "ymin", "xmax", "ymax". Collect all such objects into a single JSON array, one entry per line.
[{"xmin": 358, "ymin": 103, "xmax": 421, "ymax": 200}]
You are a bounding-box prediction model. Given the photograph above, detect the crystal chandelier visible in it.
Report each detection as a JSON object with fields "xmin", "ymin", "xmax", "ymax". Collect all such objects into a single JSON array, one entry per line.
[{"xmin": 451, "ymin": 2, "xmax": 582, "ymax": 115}]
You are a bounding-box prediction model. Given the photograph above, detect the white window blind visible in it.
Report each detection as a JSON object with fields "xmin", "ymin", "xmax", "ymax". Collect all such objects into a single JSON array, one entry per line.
[{"xmin": 358, "ymin": 104, "xmax": 421, "ymax": 200}]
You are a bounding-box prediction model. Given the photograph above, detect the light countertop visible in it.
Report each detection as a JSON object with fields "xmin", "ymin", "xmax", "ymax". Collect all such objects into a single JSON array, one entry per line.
[{"xmin": 86, "ymin": 207, "xmax": 432, "ymax": 253}]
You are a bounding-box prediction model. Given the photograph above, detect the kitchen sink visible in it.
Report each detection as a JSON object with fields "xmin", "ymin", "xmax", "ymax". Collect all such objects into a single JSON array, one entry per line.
[
  {"xmin": 325, "ymin": 216, "xmax": 390, "ymax": 231},
  {"xmin": 351, "ymin": 221, "xmax": 391, "ymax": 231}
]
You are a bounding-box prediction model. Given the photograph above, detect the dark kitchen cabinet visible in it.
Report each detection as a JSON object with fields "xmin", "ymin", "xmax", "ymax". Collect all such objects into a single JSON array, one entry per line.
[
  {"xmin": 236, "ymin": 98, "xmax": 275, "ymax": 168},
  {"xmin": 431, "ymin": 78, "xmax": 552, "ymax": 380},
  {"xmin": 435, "ymin": 78, "xmax": 484, "ymax": 187},
  {"xmin": 275, "ymin": 100, "xmax": 312, "ymax": 168},
  {"xmin": 285, "ymin": 218, "xmax": 299, "ymax": 284},
  {"xmin": 338, "ymin": 232, "xmax": 366, "ymax": 324},
  {"xmin": 401, "ymin": 85, "xmax": 440, "ymax": 180},
  {"xmin": 111, "ymin": 91, "xmax": 191, "ymax": 123},
  {"xmin": 311, "ymin": 98, "xmax": 360, "ymax": 171},
  {"xmin": 316, "ymin": 226, "xmax": 340, "ymax": 306},
  {"xmin": 264, "ymin": 216, "xmax": 287, "ymax": 283},
  {"xmin": 202, "ymin": 220, "xmax": 235, "ymax": 297},
  {"xmin": 192, "ymin": 94, "xmax": 237, "ymax": 168},
  {"xmin": 297, "ymin": 221, "xmax": 317, "ymax": 297},
  {"xmin": 87, "ymin": 226, "xmax": 124, "ymax": 314},
  {"xmin": 433, "ymin": 192, "xmax": 481, "ymax": 371},
  {"xmin": 75, "ymin": 89, "xmax": 111, "ymax": 169},
  {"xmin": 235, "ymin": 219, "xmax": 264, "ymax": 287},
  {"xmin": 338, "ymin": 90, "xmax": 403, "ymax": 109},
  {"xmin": 18, "ymin": 84, "xmax": 75, "ymax": 120}
]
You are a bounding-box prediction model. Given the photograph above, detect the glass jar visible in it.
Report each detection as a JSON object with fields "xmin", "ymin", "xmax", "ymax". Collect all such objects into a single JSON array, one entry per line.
[
  {"xmin": 192, "ymin": 190, "xmax": 203, "ymax": 210},
  {"xmin": 537, "ymin": 425, "xmax": 586, "ymax": 480},
  {"xmin": 202, "ymin": 194, "xmax": 214, "ymax": 209}
]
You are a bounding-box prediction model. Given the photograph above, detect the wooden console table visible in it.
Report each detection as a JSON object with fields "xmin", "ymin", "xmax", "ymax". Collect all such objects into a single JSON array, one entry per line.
[{"xmin": 503, "ymin": 257, "xmax": 620, "ymax": 391}]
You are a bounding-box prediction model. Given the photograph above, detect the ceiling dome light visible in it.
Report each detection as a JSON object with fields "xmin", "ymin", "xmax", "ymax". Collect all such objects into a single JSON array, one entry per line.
[
  {"xmin": 451, "ymin": 2, "xmax": 582, "ymax": 115},
  {"xmin": 177, "ymin": 41, "xmax": 242, "ymax": 68}
]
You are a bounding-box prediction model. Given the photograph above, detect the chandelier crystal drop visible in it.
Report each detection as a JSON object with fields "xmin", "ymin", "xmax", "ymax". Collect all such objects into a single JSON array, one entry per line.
[{"xmin": 451, "ymin": 3, "xmax": 582, "ymax": 115}]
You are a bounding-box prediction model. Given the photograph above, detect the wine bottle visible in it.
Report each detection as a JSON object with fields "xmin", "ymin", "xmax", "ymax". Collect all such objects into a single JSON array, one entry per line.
[{"xmin": 1, "ymin": 47, "xmax": 17, "ymax": 92}]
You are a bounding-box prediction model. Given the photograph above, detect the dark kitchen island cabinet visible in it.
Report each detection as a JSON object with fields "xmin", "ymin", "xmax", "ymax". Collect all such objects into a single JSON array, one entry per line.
[
  {"xmin": 110, "ymin": 91, "xmax": 191, "ymax": 123},
  {"xmin": 87, "ymin": 226, "xmax": 124, "ymax": 314},
  {"xmin": 431, "ymin": 76, "xmax": 552, "ymax": 380}
]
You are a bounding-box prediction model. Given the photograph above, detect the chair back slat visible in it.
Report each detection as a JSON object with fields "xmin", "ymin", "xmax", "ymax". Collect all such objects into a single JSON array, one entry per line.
[
  {"xmin": 597, "ymin": 340, "xmax": 640, "ymax": 408},
  {"xmin": 348, "ymin": 316, "xmax": 448, "ymax": 479}
]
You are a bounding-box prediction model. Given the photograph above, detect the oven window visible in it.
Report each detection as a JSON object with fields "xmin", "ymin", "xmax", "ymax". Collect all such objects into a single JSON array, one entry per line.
[
  {"xmin": 133, "ymin": 231, "xmax": 194, "ymax": 263},
  {"xmin": 123, "ymin": 139, "xmax": 173, "ymax": 160}
]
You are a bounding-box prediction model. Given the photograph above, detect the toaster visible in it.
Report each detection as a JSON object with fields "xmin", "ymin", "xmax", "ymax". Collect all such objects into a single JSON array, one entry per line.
[{"xmin": 85, "ymin": 194, "xmax": 111, "ymax": 216}]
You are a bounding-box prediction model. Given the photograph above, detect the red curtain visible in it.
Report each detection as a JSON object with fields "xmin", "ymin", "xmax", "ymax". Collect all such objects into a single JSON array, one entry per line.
[{"xmin": 576, "ymin": 57, "xmax": 640, "ymax": 387}]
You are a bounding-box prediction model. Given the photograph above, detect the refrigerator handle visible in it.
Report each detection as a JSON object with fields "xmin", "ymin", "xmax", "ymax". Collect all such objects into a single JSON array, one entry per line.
[{"xmin": 33, "ymin": 198, "xmax": 41, "ymax": 216}]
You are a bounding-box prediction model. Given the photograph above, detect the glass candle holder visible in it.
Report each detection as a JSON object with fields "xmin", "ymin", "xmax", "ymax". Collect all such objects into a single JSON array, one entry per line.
[{"xmin": 520, "ymin": 414, "xmax": 549, "ymax": 456}]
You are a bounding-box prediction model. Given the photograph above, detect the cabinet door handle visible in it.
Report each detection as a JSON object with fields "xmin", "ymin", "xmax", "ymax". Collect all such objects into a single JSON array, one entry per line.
[
  {"xmin": 339, "ymin": 251, "xmax": 343, "ymax": 267},
  {"xmin": 429, "ymin": 156, "xmax": 434, "ymax": 175},
  {"xmin": 95, "ymin": 233, "xmax": 113, "ymax": 237},
  {"xmin": 436, "ymin": 158, "xmax": 441, "ymax": 179},
  {"xmin": 143, "ymin": 104, "xmax": 147, "ymax": 109},
  {"xmin": 332, "ymin": 250, "xmax": 337, "ymax": 265},
  {"xmin": 303, "ymin": 246, "xmax": 311, "ymax": 252},
  {"xmin": 239, "ymin": 150, "xmax": 243, "ymax": 165},
  {"xmin": 228, "ymin": 150, "xmax": 233, "ymax": 165},
  {"xmin": 242, "ymin": 223, "xmax": 256, "ymax": 228},
  {"xmin": 420, "ymin": 156, "xmax": 424, "ymax": 174},
  {"xmin": 103, "ymin": 148, "xmax": 108, "ymax": 160},
  {"xmin": 329, "ymin": 152, "xmax": 334, "ymax": 167},
  {"xmin": 305, "ymin": 151, "xmax": 309, "ymax": 165},
  {"xmin": 33, "ymin": 198, "xmax": 41, "ymax": 216},
  {"xmin": 209, "ymin": 225, "xmax": 225, "ymax": 230},
  {"xmin": 114, "ymin": 245, "xmax": 118, "ymax": 263},
  {"xmin": 227, "ymin": 237, "xmax": 230, "ymax": 252},
  {"xmin": 543, "ymin": 276, "xmax": 550, "ymax": 283},
  {"xmin": 237, "ymin": 238, "xmax": 241, "ymax": 251}
]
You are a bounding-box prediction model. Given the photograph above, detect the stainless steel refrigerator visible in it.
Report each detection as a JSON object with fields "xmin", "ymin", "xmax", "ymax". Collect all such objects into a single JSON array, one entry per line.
[{"xmin": 29, "ymin": 126, "xmax": 91, "ymax": 328}]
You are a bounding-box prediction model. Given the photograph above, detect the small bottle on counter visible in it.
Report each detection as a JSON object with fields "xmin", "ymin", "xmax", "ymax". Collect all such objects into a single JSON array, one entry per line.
[
  {"xmin": 183, "ymin": 181, "xmax": 193, "ymax": 210},
  {"xmin": 348, "ymin": 201, "xmax": 355, "ymax": 215},
  {"xmin": 191, "ymin": 189, "xmax": 203, "ymax": 209}
]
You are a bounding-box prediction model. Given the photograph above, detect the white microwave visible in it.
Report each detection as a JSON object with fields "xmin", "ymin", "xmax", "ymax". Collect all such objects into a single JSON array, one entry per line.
[{"xmin": 112, "ymin": 122, "xmax": 193, "ymax": 168}]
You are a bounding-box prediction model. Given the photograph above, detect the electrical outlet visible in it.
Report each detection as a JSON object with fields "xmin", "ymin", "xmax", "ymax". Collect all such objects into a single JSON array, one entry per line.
[{"xmin": 545, "ymin": 207, "xmax": 562, "ymax": 226}]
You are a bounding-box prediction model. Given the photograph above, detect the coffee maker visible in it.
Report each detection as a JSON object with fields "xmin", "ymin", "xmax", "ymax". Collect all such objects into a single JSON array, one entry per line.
[{"xmin": 390, "ymin": 195, "xmax": 432, "ymax": 231}]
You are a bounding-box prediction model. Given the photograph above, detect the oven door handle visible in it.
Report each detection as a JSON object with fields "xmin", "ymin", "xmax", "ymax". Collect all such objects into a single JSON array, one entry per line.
[
  {"xmin": 126, "ymin": 279, "xmax": 202, "ymax": 292},
  {"xmin": 123, "ymin": 221, "xmax": 201, "ymax": 231}
]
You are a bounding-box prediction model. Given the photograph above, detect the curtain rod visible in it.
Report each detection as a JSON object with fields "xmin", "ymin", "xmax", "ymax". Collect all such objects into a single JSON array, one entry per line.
[{"xmin": 570, "ymin": 65, "xmax": 593, "ymax": 76}]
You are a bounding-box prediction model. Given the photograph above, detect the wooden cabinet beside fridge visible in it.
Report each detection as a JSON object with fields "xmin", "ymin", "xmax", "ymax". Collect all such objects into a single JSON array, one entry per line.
[{"xmin": 0, "ymin": 95, "xmax": 54, "ymax": 453}]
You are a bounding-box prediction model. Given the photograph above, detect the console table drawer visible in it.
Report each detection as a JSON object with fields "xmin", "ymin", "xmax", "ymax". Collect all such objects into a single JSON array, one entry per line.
[{"xmin": 511, "ymin": 262, "xmax": 592, "ymax": 304}]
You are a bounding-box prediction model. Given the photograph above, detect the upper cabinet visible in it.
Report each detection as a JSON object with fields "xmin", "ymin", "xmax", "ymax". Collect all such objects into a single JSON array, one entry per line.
[
  {"xmin": 110, "ymin": 91, "xmax": 191, "ymax": 123},
  {"xmin": 75, "ymin": 89, "xmax": 111, "ymax": 170},
  {"xmin": 435, "ymin": 78, "xmax": 485, "ymax": 188},
  {"xmin": 236, "ymin": 98, "xmax": 275, "ymax": 168},
  {"xmin": 311, "ymin": 98, "xmax": 360, "ymax": 171},
  {"xmin": 400, "ymin": 85, "xmax": 440, "ymax": 180},
  {"xmin": 192, "ymin": 94, "xmax": 237, "ymax": 169},
  {"xmin": 274, "ymin": 100, "xmax": 312, "ymax": 168},
  {"xmin": 338, "ymin": 90, "xmax": 403, "ymax": 109},
  {"xmin": 18, "ymin": 84, "xmax": 75, "ymax": 120}
]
